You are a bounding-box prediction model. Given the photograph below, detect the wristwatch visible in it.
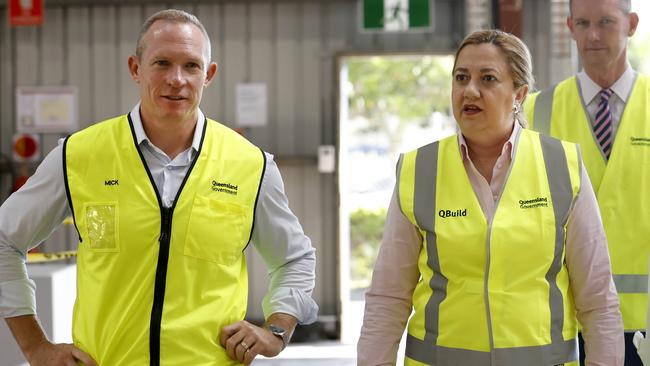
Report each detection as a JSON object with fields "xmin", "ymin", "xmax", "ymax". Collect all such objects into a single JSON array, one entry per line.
[{"xmin": 264, "ymin": 324, "xmax": 290, "ymax": 350}]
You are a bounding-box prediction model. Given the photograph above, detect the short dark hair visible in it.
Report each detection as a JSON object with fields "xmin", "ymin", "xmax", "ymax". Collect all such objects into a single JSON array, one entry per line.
[
  {"xmin": 569, "ymin": 0, "xmax": 631, "ymax": 16},
  {"xmin": 135, "ymin": 9, "xmax": 212, "ymax": 63}
]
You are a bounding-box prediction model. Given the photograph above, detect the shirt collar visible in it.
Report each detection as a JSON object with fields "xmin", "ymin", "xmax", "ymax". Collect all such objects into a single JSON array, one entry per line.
[
  {"xmin": 458, "ymin": 122, "xmax": 521, "ymax": 161},
  {"xmin": 577, "ymin": 64, "xmax": 636, "ymax": 104},
  {"xmin": 129, "ymin": 102, "xmax": 205, "ymax": 153}
]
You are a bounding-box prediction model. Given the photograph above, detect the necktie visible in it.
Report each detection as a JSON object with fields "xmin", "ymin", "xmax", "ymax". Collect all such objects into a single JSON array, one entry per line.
[{"xmin": 593, "ymin": 89, "xmax": 614, "ymax": 159}]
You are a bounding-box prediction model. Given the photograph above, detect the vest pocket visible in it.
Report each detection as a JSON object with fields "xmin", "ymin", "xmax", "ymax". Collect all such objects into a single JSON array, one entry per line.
[
  {"xmin": 184, "ymin": 195, "xmax": 245, "ymax": 264},
  {"xmin": 84, "ymin": 202, "xmax": 119, "ymax": 252}
]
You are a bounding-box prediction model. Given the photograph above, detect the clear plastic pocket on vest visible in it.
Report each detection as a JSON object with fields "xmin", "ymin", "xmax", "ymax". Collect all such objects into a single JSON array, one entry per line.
[
  {"xmin": 84, "ymin": 203, "xmax": 119, "ymax": 252},
  {"xmin": 184, "ymin": 195, "xmax": 245, "ymax": 264}
]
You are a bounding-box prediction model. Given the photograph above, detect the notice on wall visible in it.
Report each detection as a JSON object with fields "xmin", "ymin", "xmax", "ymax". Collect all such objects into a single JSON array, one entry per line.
[
  {"xmin": 318, "ymin": 145, "xmax": 336, "ymax": 173},
  {"xmin": 236, "ymin": 83, "xmax": 267, "ymax": 127},
  {"xmin": 16, "ymin": 86, "xmax": 78, "ymax": 133}
]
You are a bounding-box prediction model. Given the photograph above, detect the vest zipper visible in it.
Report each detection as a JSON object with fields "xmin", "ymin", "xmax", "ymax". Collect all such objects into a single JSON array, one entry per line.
[
  {"xmin": 149, "ymin": 206, "xmax": 173, "ymax": 366},
  {"xmin": 159, "ymin": 207, "xmax": 172, "ymax": 244},
  {"xmin": 127, "ymin": 115, "xmax": 206, "ymax": 365}
]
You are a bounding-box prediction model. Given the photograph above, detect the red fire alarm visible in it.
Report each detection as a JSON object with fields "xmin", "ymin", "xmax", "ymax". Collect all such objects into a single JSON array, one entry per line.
[
  {"xmin": 13, "ymin": 133, "xmax": 40, "ymax": 162},
  {"xmin": 9, "ymin": 0, "xmax": 44, "ymax": 27}
]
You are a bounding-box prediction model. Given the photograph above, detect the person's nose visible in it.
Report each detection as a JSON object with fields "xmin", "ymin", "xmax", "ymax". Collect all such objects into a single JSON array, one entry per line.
[
  {"xmin": 587, "ymin": 25, "xmax": 600, "ymax": 42},
  {"xmin": 464, "ymin": 80, "xmax": 479, "ymax": 100},
  {"xmin": 166, "ymin": 66, "xmax": 186, "ymax": 87}
]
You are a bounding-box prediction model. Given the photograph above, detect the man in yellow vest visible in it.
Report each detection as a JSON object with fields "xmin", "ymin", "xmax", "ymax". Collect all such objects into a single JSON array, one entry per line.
[
  {"xmin": 0, "ymin": 9, "xmax": 318, "ymax": 366},
  {"xmin": 525, "ymin": 0, "xmax": 647, "ymax": 364}
]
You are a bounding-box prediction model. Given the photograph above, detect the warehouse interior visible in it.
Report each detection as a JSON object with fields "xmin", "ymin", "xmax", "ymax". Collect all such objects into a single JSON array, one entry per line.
[{"xmin": 1, "ymin": 0, "xmax": 649, "ymax": 364}]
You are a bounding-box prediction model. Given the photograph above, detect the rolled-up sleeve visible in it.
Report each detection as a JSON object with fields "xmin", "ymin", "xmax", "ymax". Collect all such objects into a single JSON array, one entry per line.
[
  {"xmin": 0, "ymin": 144, "xmax": 70, "ymax": 318},
  {"xmin": 357, "ymin": 188, "xmax": 421, "ymax": 365},
  {"xmin": 251, "ymin": 154, "xmax": 318, "ymax": 324},
  {"xmin": 566, "ymin": 164, "xmax": 624, "ymax": 366}
]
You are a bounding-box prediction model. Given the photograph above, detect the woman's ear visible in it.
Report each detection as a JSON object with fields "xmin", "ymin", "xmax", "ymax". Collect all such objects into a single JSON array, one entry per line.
[{"xmin": 515, "ymin": 84, "xmax": 529, "ymax": 105}]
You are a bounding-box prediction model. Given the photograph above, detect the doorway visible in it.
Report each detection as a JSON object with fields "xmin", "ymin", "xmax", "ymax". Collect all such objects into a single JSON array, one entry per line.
[{"xmin": 337, "ymin": 54, "xmax": 456, "ymax": 350}]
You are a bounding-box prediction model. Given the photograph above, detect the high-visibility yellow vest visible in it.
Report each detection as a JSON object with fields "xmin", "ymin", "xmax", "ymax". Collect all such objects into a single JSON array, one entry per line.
[
  {"xmin": 526, "ymin": 75, "xmax": 650, "ymax": 331},
  {"xmin": 64, "ymin": 114, "xmax": 265, "ymax": 365},
  {"xmin": 398, "ymin": 129, "xmax": 581, "ymax": 365}
]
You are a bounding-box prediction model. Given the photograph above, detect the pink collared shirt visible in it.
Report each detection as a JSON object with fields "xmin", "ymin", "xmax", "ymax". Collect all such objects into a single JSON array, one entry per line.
[{"xmin": 357, "ymin": 123, "xmax": 623, "ymax": 366}]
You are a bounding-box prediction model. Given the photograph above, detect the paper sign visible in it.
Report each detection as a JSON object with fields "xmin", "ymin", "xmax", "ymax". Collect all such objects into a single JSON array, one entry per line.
[
  {"xmin": 16, "ymin": 86, "xmax": 78, "ymax": 133},
  {"xmin": 236, "ymin": 83, "xmax": 267, "ymax": 127},
  {"xmin": 318, "ymin": 145, "xmax": 336, "ymax": 173}
]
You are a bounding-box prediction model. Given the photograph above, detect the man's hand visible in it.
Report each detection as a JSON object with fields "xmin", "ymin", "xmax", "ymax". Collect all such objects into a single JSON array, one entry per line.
[
  {"xmin": 5, "ymin": 315, "xmax": 97, "ymax": 366},
  {"xmin": 220, "ymin": 320, "xmax": 284, "ymax": 365},
  {"xmin": 25, "ymin": 341, "xmax": 98, "ymax": 366}
]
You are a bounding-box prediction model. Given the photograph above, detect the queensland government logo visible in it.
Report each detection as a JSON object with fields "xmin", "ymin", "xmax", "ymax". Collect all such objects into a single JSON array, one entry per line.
[
  {"xmin": 519, "ymin": 197, "xmax": 548, "ymax": 209},
  {"xmin": 631, "ymin": 136, "xmax": 650, "ymax": 146},
  {"xmin": 438, "ymin": 209, "xmax": 467, "ymax": 218},
  {"xmin": 212, "ymin": 180, "xmax": 238, "ymax": 195}
]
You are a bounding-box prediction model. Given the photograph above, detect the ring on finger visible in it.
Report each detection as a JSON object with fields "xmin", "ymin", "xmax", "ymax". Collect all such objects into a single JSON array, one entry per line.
[{"xmin": 240, "ymin": 341, "xmax": 249, "ymax": 351}]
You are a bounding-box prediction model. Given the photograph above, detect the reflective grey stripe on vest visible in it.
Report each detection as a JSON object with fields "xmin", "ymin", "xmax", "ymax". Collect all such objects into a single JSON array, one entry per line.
[
  {"xmin": 406, "ymin": 334, "xmax": 489, "ymax": 364},
  {"xmin": 407, "ymin": 334, "xmax": 576, "ymax": 365},
  {"xmin": 534, "ymin": 85, "xmax": 556, "ymax": 135},
  {"xmin": 405, "ymin": 135, "xmax": 578, "ymax": 365},
  {"xmin": 413, "ymin": 142, "xmax": 448, "ymax": 346},
  {"xmin": 396, "ymin": 154, "xmax": 405, "ymax": 213},
  {"xmin": 614, "ymin": 274, "xmax": 649, "ymax": 293},
  {"xmin": 540, "ymin": 134, "xmax": 575, "ymax": 347}
]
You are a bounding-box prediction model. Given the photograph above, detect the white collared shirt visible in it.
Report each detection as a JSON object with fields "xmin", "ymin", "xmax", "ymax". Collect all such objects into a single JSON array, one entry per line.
[
  {"xmin": 130, "ymin": 103, "xmax": 204, "ymax": 208},
  {"xmin": 0, "ymin": 103, "xmax": 318, "ymax": 324},
  {"xmin": 577, "ymin": 65, "xmax": 637, "ymax": 137}
]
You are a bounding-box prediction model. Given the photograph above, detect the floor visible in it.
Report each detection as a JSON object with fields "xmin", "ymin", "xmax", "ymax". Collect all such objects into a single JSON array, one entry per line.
[
  {"xmin": 253, "ymin": 341, "xmax": 357, "ymax": 365},
  {"xmin": 253, "ymin": 336, "xmax": 407, "ymax": 365}
]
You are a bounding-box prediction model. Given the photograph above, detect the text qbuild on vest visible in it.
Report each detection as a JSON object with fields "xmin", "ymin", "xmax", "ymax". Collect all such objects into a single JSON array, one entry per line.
[{"xmin": 438, "ymin": 209, "xmax": 467, "ymax": 218}]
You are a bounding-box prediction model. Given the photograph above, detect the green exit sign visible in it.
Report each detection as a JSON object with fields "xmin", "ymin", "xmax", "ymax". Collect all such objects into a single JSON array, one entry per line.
[{"xmin": 362, "ymin": 0, "xmax": 432, "ymax": 32}]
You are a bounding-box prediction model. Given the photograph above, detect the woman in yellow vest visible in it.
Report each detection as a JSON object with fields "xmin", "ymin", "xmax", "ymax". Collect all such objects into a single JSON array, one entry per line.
[{"xmin": 357, "ymin": 30, "xmax": 624, "ymax": 366}]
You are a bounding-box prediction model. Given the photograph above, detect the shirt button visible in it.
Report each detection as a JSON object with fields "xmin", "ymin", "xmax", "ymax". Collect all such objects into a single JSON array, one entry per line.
[{"xmin": 496, "ymin": 163, "xmax": 503, "ymax": 169}]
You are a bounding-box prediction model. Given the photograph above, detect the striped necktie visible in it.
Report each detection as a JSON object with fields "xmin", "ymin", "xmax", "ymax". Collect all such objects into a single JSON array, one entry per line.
[{"xmin": 594, "ymin": 88, "xmax": 614, "ymax": 159}]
